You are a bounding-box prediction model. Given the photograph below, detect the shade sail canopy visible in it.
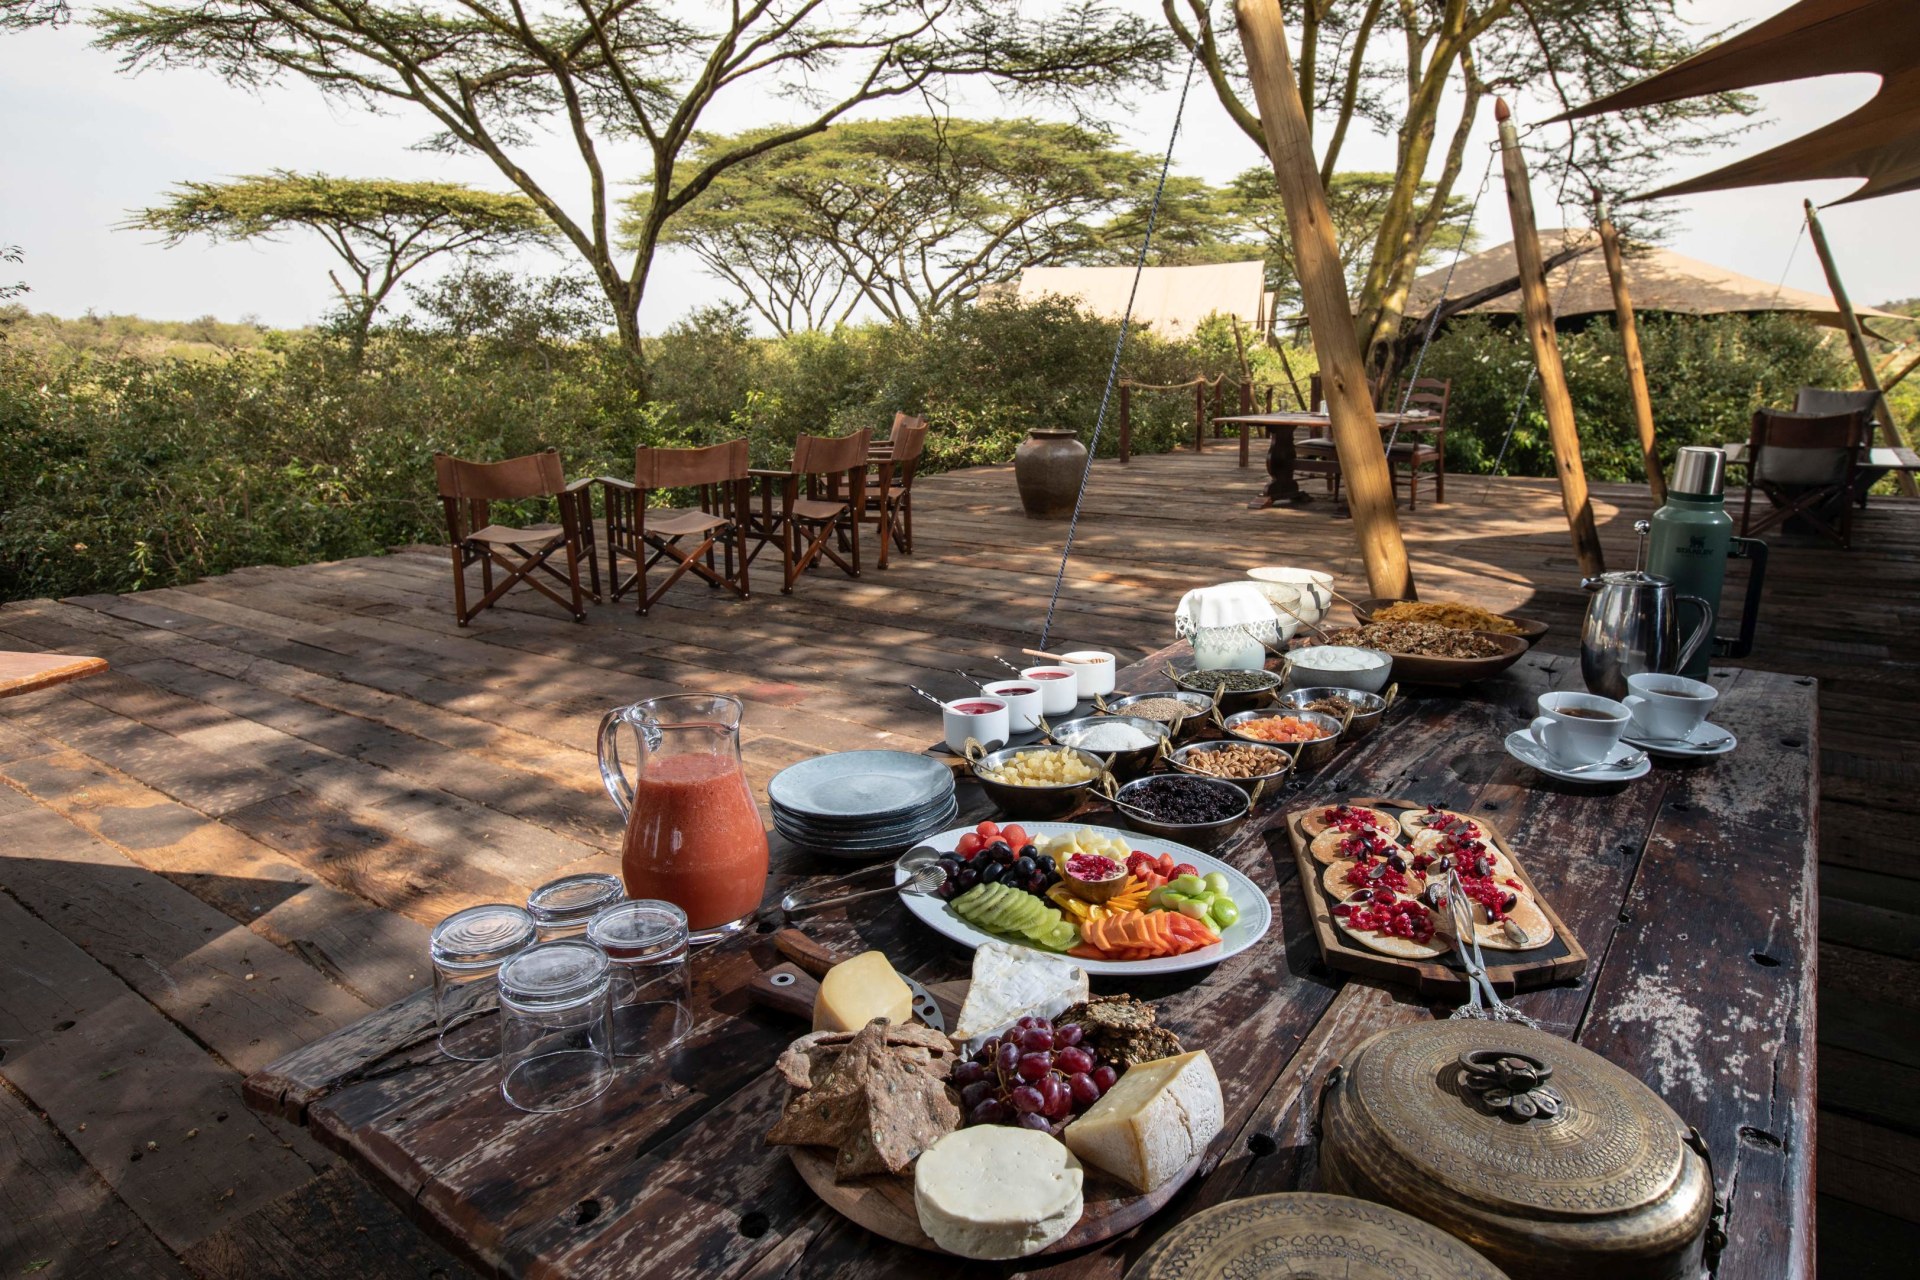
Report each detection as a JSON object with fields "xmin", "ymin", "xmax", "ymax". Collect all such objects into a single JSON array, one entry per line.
[
  {"xmin": 1558, "ymin": 0, "xmax": 1920, "ymax": 204},
  {"xmin": 1015, "ymin": 260, "xmax": 1268, "ymax": 335},
  {"xmin": 1402, "ymin": 228, "xmax": 1903, "ymax": 325}
]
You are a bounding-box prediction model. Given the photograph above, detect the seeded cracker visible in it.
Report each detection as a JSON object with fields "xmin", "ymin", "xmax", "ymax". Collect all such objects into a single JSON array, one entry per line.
[{"xmin": 766, "ymin": 1019, "xmax": 961, "ymax": 1181}]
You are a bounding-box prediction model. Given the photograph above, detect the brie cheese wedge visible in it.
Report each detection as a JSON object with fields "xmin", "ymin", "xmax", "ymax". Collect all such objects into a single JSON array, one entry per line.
[
  {"xmin": 913, "ymin": 1127, "xmax": 1084, "ymax": 1259},
  {"xmin": 952, "ymin": 942, "xmax": 1090, "ymax": 1052}
]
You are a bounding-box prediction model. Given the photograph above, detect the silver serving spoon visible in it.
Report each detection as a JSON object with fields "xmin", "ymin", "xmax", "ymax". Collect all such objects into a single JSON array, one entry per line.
[
  {"xmin": 1551, "ymin": 750, "xmax": 1648, "ymax": 774},
  {"xmin": 781, "ymin": 863, "xmax": 945, "ymax": 917},
  {"xmin": 777, "ymin": 847, "xmax": 944, "ymax": 917}
]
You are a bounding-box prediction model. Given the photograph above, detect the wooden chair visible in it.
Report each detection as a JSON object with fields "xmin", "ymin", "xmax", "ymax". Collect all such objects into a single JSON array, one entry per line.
[
  {"xmin": 434, "ymin": 448, "xmax": 598, "ymax": 625},
  {"xmin": 863, "ymin": 416, "xmax": 927, "ymax": 569},
  {"xmin": 1386, "ymin": 377, "xmax": 1450, "ymax": 509},
  {"xmin": 867, "ymin": 410, "xmax": 920, "ymax": 462},
  {"xmin": 1738, "ymin": 407, "xmax": 1869, "ymax": 548},
  {"xmin": 600, "ymin": 440, "xmax": 751, "ymax": 615},
  {"xmin": 771, "ymin": 429, "xmax": 871, "ymax": 593},
  {"xmin": 1795, "ymin": 388, "xmax": 1880, "ymax": 506},
  {"xmin": 1293, "ymin": 374, "xmax": 1345, "ymax": 498}
]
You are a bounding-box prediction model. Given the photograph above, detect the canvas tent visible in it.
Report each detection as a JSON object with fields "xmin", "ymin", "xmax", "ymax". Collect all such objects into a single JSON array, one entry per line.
[
  {"xmin": 1015, "ymin": 260, "xmax": 1270, "ymax": 336},
  {"xmin": 1402, "ymin": 229, "xmax": 1903, "ymax": 327},
  {"xmin": 1558, "ymin": 0, "xmax": 1920, "ymax": 204}
]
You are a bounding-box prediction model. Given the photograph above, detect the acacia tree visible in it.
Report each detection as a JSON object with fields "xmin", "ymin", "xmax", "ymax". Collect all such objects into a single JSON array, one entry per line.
[
  {"xmin": 1162, "ymin": 0, "xmax": 1749, "ymax": 369},
  {"xmin": 125, "ymin": 172, "xmax": 552, "ymax": 358},
  {"xmin": 95, "ymin": 1, "xmax": 1171, "ymax": 377},
  {"xmin": 653, "ymin": 117, "xmax": 1163, "ymax": 333}
]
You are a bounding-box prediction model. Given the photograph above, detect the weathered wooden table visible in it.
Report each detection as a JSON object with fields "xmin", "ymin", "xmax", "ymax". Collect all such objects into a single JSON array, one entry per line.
[
  {"xmin": 0, "ymin": 650, "xmax": 107, "ymax": 698},
  {"xmin": 245, "ymin": 644, "xmax": 1817, "ymax": 1279}
]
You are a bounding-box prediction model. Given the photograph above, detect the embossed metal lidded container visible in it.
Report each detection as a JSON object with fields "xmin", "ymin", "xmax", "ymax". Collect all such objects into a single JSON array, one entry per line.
[{"xmin": 1318, "ymin": 1022, "xmax": 1719, "ymax": 1280}]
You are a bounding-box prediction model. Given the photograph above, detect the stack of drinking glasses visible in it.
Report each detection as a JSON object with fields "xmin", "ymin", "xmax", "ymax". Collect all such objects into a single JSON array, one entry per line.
[{"xmin": 428, "ymin": 873, "xmax": 693, "ymax": 1114}]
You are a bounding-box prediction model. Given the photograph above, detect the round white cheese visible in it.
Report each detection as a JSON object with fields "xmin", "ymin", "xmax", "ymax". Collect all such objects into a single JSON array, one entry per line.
[{"xmin": 913, "ymin": 1127, "xmax": 1084, "ymax": 1259}]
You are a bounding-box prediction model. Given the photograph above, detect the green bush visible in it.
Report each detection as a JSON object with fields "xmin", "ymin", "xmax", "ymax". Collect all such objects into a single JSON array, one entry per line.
[{"xmin": 1415, "ymin": 313, "xmax": 1856, "ymax": 482}]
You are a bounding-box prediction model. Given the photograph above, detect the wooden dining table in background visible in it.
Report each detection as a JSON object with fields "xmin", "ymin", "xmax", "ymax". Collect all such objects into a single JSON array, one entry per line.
[
  {"xmin": 1213, "ymin": 411, "xmax": 1435, "ymax": 507},
  {"xmin": 242, "ymin": 639, "xmax": 1816, "ymax": 1280}
]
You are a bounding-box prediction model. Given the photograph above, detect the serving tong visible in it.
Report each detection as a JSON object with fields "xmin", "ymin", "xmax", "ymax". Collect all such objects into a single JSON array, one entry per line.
[
  {"xmin": 777, "ymin": 847, "xmax": 944, "ymax": 918},
  {"xmin": 1442, "ymin": 870, "xmax": 1538, "ymax": 1026}
]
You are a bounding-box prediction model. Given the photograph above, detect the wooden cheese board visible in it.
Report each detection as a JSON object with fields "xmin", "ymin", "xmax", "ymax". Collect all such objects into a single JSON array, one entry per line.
[
  {"xmin": 1286, "ymin": 796, "xmax": 1587, "ymax": 997},
  {"xmin": 747, "ymin": 929, "xmax": 1210, "ymax": 1257}
]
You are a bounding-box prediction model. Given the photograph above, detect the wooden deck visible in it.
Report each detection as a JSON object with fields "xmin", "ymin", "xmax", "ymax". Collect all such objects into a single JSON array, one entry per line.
[{"xmin": 1, "ymin": 449, "xmax": 1914, "ymax": 1276}]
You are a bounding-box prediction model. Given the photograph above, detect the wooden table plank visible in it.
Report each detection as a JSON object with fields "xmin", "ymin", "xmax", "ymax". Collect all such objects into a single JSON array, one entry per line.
[
  {"xmin": 0, "ymin": 650, "xmax": 107, "ymax": 698},
  {"xmin": 242, "ymin": 638, "xmax": 1818, "ymax": 1279}
]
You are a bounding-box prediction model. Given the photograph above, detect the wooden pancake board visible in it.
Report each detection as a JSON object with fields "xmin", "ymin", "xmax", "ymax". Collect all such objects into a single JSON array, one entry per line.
[
  {"xmin": 1287, "ymin": 796, "xmax": 1587, "ymax": 997},
  {"xmin": 748, "ymin": 961, "xmax": 1206, "ymax": 1256}
]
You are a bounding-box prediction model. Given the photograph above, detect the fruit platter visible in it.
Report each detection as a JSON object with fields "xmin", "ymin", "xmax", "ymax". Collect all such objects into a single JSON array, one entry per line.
[
  {"xmin": 895, "ymin": 819, "xmax": 1272, "ymax": 976},
  {"xmin": 762, "ymin": 938, "xmax": 1224, "ymax": 1259},
  {"xmin": 1285, "ymin": 798, "xmax": 1587, "ymax": 995}
]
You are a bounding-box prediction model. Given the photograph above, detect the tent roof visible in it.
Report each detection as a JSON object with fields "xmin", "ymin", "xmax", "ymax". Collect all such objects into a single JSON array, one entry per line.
[
  {"xmin": 1402, "ymin": 229, "xmax": 1903, "ymax": 325},
  {"xmin": 1015, "ymin": 260, "xmax": 1267, "ymax": 335},
  {"xmin": 1558, "ymin": 0, "xmax": 1920, "ymax": 204}
]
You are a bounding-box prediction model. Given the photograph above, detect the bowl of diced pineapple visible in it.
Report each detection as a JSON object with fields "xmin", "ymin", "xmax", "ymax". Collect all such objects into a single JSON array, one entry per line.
[{"xmin": 966, "ymin": 743, "xmax": 1110, "ymax": 820}]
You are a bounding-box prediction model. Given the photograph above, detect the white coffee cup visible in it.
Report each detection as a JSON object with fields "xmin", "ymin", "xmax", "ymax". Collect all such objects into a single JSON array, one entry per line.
[
  {"xmin": 1021, "ymin": 666, "xmax": 1080, "ymax": 715},
  {"xmin": 1529, "ymin": 691, "xmax": 1631, "ymax": 766},
  {"xmin": 1624, "ymin": 673, "xmax": 1717, "ymax": 741},
  {"xmin": 982, "ymin": 679, "xmax": 1045, "ymax": 734},
  {"xmin": 1061, "ymin": 650, "xmax": 1116, "ymax": 698},
  {"xmin": 943, "ymin": 696, "xmax": 1009, "ymax": 755}
]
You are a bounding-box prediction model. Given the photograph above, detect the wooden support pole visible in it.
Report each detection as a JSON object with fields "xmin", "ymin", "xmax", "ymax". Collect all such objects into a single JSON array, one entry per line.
[
  {"xmin": 1234, "ymin": 0, "xmax": 1414, "ymax": 601},
  {"xmin": 1805, "ymin": 199, "xmax": 1920, "ymax": 496},
  {"xmin": 1597, "ymin": 202, "xmax": 1666, "ymax": 504},
  {"xmin": 1118, "ymin": 383, "xmax": 1132, "ymax": 464},
  {"xmin": 1194, "ymin": 380, "xmax": 1206, "ymax": 453},
  {"xmin": 1496, "ymin": 98, "xmax": 1606, "ymax": 577}
]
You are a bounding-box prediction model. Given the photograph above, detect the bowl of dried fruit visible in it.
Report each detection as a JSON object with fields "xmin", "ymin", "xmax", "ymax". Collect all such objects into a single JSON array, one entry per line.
[
  {"xmin": 1310, "ymin": 622, "xmax": 1529, "ymax": 687},
  {"xmin": 1109, "ymin": 774, "xmax": 1251, "ymax": 852},
  {"xmin": 1165, "ymin": 739, "xmax": 1294, "ymax": 799},
  {"xmin": 1220, "ymin": 707, "xmax": 1347, "ymax": 770},
  {"xmin": 1350, "ymin": 598, "xmax": 1550, "ymax": 648},
  {"xmin": 1275, "ymin": 686, "xmax": 1394, "ymax": 742}
]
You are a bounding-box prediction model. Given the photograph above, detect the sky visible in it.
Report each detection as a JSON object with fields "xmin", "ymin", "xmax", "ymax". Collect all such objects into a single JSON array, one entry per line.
[{"xmin": 3, "ymin": 0, "xmax": 1914, "ymax": 334}]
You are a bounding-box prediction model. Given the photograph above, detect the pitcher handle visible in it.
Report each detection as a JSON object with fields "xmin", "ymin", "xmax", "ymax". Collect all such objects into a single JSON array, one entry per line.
[
  {"xmin": 598, "ymin": 704, "xmax": 658, "ymax": 822},
  {"xmin": 1675, "ymin": 595, "xmax": 1714, "ymax": 671}
]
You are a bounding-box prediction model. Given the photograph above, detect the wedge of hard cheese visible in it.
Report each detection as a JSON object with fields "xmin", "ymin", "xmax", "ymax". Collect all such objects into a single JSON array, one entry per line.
[
  {"xmin": 914, "ymin": 1127, "xmax": 1084, "ymax": 1259},
  {"xmin": 1063, "ymin": 1050, "xmax": 1221, "ymax": 1193},
  {"xmin": 952, "ymin": 942, "xmax": 1090, "ymax": 1052},
  {"xmin": 812, "ymin": 951, "xmax": 914, "ymax": 1033}
]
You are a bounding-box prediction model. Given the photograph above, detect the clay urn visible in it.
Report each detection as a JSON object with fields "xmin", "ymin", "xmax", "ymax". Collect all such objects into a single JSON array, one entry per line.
[{"xmin": 1014, "ymin": 428, "xmax": 1088, "ymax": 519}]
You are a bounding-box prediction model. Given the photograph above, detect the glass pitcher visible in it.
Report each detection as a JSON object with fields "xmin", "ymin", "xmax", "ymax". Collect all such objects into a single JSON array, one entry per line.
[{"xmin": 598, "ymin": 694, "xmax": 769, "ymax": 944}]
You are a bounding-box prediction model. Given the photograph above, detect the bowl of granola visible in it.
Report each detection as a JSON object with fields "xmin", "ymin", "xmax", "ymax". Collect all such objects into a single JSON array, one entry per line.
[{"xmin": 1306, "ymin": 622, "xmax": 1529, "ymax": 687}]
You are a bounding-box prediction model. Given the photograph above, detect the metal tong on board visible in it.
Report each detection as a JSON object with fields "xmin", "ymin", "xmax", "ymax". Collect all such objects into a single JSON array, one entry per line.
[{"xmin": 1443, "ymin": 870, "xmax": 1539, "ymax": 1026}]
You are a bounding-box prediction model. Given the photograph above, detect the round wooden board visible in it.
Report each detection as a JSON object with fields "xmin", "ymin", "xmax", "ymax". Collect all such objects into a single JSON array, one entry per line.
[
  {"xmin": 790, "ymin": 1143, "xmax": 1204, "ymax": 1257},
  {"xmin": 1124, "ymin": 1192, "xmax": 1511, "ymax": 1279}
]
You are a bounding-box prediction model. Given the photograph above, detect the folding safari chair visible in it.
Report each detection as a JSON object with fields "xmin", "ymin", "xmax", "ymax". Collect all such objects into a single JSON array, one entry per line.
[
  {"xmin": 1795, "ymin": 388, "xmax": 1881, "ymax": 507},
  {"xmin": 862, "ymin": 415, "xmax": 927, "ymax": 569},
  {"xmin": 1737, "ymin": 407, "xmax": 1870, "ymax": 549},
  {"xmin": 600, "ymin": 439, "xmax": 751, "ymax": 615},
  {"xmin": 1387, "ymin": 376, "xmax": 1450, "ymax": 509},
  {"xmin": 770, "ymin": 430, "xmax": 871, "ymax": 594},
  {"xmin": 434, "ymin": 448, "xmax": 599, "ymax": 625}
]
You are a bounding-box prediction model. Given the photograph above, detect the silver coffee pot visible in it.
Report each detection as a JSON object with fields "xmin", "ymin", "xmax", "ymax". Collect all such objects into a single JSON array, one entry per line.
[{"xmin": 1580, "ymin": 571, "xmax": 1713, "ymax": 700}]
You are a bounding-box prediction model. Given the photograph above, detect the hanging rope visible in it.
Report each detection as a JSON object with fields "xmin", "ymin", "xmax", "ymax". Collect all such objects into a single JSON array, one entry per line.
[{"xmin": 1037, "ymin": 12, "xmax": 1206, "ymax": 650}]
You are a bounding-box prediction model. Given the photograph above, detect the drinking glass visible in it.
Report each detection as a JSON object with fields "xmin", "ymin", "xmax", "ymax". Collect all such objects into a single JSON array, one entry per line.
[
  {"xmin": 498, "ymin": 940, "xmax": 614, "ymax": 1113},
  {"xmin": 527, "ymin": 872, "xmax": 626, "ymax": 941},
  {"xmin": 430, "ymin": 903, "xmax": 536, "ymax": 1063},
  {"xmin": 586, "ymin": 899, "xmax": 692, "ymax": 1061}
]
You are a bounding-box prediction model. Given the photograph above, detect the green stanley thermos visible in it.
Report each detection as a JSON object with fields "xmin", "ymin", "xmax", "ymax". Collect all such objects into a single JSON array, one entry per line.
[{"xmin": 1638, "ymin": 446, "xmax": 1769, "ymax": 679}]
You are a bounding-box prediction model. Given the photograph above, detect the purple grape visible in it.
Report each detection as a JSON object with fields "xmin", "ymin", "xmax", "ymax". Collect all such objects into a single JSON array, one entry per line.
[
  {"xmin": 1055, "ymin": 1023, "xmax": 1083, "ymax": 1049},
  {"xmin": 1010, "ymin": 1084, "xmax": 1045, "ymax": 1114},
  {"xmin": 1030, "ymin": 1017, "xmax": 1052, "ymax": 1032},
  {"xmin": 996, "ymin": 1042, "xmax": 1021, "ymax": 1077},
  {"xmin": 1040, "ymin": 1075, "xmax": 1072, "ymax": 1119},
  {"xmin": 1015, "ymin": 1015, "xmax": 1039, "ymax": 1030},
  {"xmin": 1055, "ymin": 1046, "xmax": 1093, "ymax": 1076},
  {"xmin": 1019, "ymin": 1026, "xmax": 1054, "ymax": 1053},
  {"xmin": 1017, "ymin": 1052, "xmax": 1053, "ymax": 1082},
  {"xmin": 1068, "ymin": 1072, "xmax": 1100, "ymax": 1107},
  {"xmin": 1017, "ymin": 1112, "xmax": 1052, "ymax": 1132},
  {"xmin": 977, "ymin": 1037, "xmax": 998, "ymax": 1063},
  {"xmin": 1027, "ymin": 874, "xmax": 1049, "ymax": 893},
  {"xmin": 960, "ymin": 1079, "xmax": 994, "ymax": 1109},
  {"xmin": 953, "ymin": 1060, "xmax": 987, "ymax": 1087},
  {"xmin": 969, "ymin": 1097, "xmax": 1008, "ymax": 1126},
  {"xmin": 1091, "ymin": 1065, "xmax": 1118, "ymax": 1093},
  {"xmin": 955, "ymin": 866, "xmax": 979, "ymax": 890}
]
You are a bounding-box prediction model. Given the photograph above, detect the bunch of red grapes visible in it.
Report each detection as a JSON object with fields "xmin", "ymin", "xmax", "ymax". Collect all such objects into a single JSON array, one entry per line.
[{"xmin": 950, "ymin": 1016, "xmax": 1120, "ymax": 1135}]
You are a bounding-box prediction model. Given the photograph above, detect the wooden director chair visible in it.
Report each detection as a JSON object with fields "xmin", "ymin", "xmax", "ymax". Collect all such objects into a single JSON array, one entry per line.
[
  {"xmin": 601, "ymin": 439, "xmax": 751, "ymax": 615},
  {"xmin": 1292, "ymin": 374, "xmax": 1345, "ymax": 498},
  {"xmin": 434, "ymin": 448, "xmax": 598, "ymax": 625},
  {"xmin": 1737, "ymin": 407, "xmax": 1870, "ymax": 549},
  {"xmin": 863, "ymin": 414, "xmax": 927, "ymax": 569},
  {"xmin": 764, "ymin": 429, "xmax": 871, "ymax": 594},
  {"xmin": 1386, "ymin": 376, "xmax": 1450, "ymax": 510}
]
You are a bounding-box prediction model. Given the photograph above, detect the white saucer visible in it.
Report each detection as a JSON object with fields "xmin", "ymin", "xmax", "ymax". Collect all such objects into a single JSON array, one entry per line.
[
  {"xmin": 1621, "ymin": 720, "xmax": 1737, "ymax": 759},
  {"xmin": 1504, "ymin": 731, "xmax": 1652, "ymax": 784}
]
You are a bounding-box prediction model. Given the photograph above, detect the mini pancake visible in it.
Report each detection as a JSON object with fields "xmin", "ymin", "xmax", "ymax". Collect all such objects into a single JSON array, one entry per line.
[
  {"xmin": 1310, "ymin": 824, "xmax": 1401, "ymax": 865},
  {"xmin": 1409, "ymin": 829, "xmax": 1511, "ymax": 875},
  {"xmin": 1400, "ymin": 806, "xmax": 1489, "ymax": 837},
  {"xmin": 1323, "ymin": 856, "xmax": 1427, "ymax": 902},
  {"xmin": 1297, "ymin": 803, "xmax": 1401, "ymax": 841},
  {"xmin": 1421, "ymin": 881, "xmax": 1553, "ymax": 951},
  {"xmin": 1329, "ymin": 889, "xmax": 1451, "ymax": 960}
]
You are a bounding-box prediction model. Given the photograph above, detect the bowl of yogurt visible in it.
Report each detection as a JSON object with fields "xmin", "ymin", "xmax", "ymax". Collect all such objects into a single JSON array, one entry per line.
[{"xmin": 1283, "ymin": 644, "xmax": 1393, "ymax": 693}]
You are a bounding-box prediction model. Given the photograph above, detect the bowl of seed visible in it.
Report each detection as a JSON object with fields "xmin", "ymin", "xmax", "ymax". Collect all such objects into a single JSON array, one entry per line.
[
  {"xmin": 1109, "ymin": 774, "xmax": 1251, "ymax": 852},
  {"xmin": 1100, "ymin": 690, "xmax": 1217, "ymax": 742},
  {"xmin": 1166, "ymin": 739, "xmax": 1294, "ymax": 800},
  {"xmin": 1045, "ymin": 715, "xmax": 1169, "ymax": 782},
  {"xmin": 1275, "ymin": 685, "xmax": 1394, "ymax": 742},
  {"xmin": 1172, "ymin": 665, "xmax": 1282, "ymax": 715}
]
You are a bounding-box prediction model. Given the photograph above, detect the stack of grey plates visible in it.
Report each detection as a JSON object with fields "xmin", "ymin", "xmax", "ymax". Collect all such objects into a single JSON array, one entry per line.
[{"xmin": 768, "ymin": 751, "xmax": 959, "ymax": 860}]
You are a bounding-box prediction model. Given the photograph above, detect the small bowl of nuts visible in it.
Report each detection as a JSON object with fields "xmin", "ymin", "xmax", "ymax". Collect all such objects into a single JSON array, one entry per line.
[
  {"xmin": 1165, "ymin": 739, "xmax": 1294, "ymax": 801},
  {"xmin": 966, "ymin": 743, "xmax": 1110, "ymax": 820},
  {"xmin": 1275, "ymin": 686, "xmax": 1394, "ymax": 742}
]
